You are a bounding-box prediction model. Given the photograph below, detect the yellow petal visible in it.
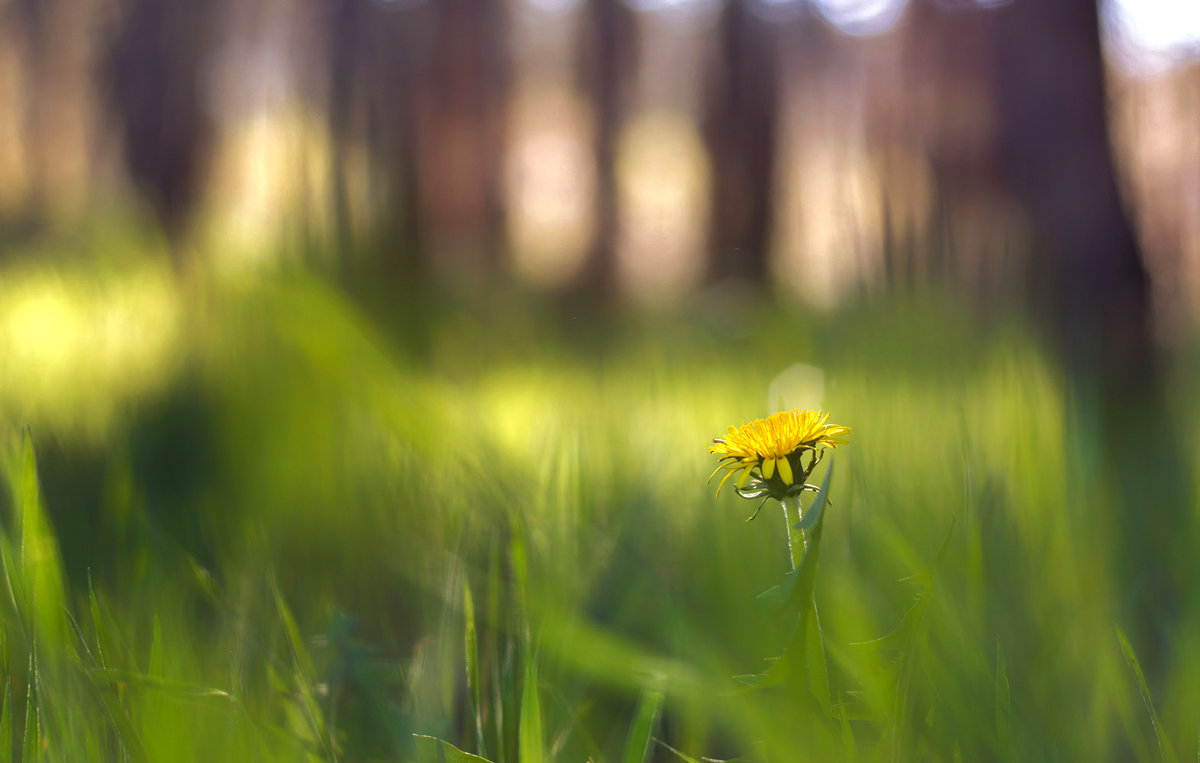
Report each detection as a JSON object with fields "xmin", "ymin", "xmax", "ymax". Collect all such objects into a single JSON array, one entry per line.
[
  {"xmin": 736, "ymin": 463, "xmax": 755, "ymax": 490},
  {"xmin": 777, "ymin": 457, "xmax": 793, "ymax": 485},
  {"xmin": 762, "ymin": 457, "xmax": 775, "ymax": 479},
  {"xmin": 715, "ymin": 468, "xmax": 738, "ymax": 496}
]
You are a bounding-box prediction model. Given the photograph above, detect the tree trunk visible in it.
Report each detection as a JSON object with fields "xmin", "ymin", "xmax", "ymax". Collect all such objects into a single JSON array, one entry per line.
[
  {"xmin": 418, "ymin": 0, "xmax": 509, "ymax": 290},
  {"xmin": 992, "ymin": 0, "xmax": 1188, "ymax": 682},
  {"xmin": 703, "ymin": 0, "xmax": 781, "ymax": 286},
  {"xmin": 105, "ymin": 0, "xmax": 217, "ymax": 263},
  {"xmin": 571, "ymin": 0, "xmax": 637, "ymax": 302}
]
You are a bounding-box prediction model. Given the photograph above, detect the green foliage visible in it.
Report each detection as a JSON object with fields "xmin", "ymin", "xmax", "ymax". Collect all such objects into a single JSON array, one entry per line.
[{"xmin": 0, "ymin": 265, "xmax": 1195, "ymax": 760}]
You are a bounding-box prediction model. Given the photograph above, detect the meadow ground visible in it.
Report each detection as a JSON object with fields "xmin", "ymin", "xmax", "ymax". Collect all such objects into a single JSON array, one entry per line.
[{"xmin": 1, "ymin": 240, "xmax": 1197, "ymax": 761}]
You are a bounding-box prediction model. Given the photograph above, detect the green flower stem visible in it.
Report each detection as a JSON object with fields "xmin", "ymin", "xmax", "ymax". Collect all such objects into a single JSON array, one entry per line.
[{"xmin": 782, "ymin": 493, "xmax": 804, "ymax": 570}]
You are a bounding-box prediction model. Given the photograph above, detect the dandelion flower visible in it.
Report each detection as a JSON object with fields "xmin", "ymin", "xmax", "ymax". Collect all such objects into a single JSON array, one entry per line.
[{"xmin": 708, "ymin": 409, "xmax": 850, "ymax": 500}]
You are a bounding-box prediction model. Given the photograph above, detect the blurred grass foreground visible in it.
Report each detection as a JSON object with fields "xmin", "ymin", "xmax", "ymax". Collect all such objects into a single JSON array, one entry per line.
[{"xmin": 1, "ymin": 228, "xmax": 1199, "ymax": 761}]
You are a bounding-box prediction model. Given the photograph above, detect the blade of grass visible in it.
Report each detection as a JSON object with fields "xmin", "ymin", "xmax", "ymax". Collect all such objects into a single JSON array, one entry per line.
[
  {"xmin": 509, "ymin": 517, "xmax": 530, "ymax": 646},
  {"xmin": 0, "ymin": 533, "xmax": 29, "ymax": 649},
  {"xmin": 16, "ymin": 431, "xmax": 67, "ymax": 652},
  {"xmin": 518, "ymin": 653, "xmax": 543, "ymax": 763},
  {"xmin": 88, "ymin": 668, "xmax": 233, "ymax": 702},
  {"xmin": 0, "ymin": 679, "xmax": 11, "ymax": 763},
  {"xmin": 806, "ymin": 601, "xmax": 832, "ymax": 712},
  {"xmin": 654, "ymin": 738, "xmax": 703, "ymax": 763},
  {"xmin": 838, "ymin": 695, "xmax": 857, "ymax": 760},
  {"xmin": 412, "ymin": 734, "xmax": 495, "ymax": 762},
  {"xmin": 463, "ymin": 578, "xmax": 487, "ymax": 758},
  {"xmin": 621, "ymin": 690, "xmax": 664, "ymax": 763},
  {"xmin": 272, "ymin": 577, "xmax": 337, "ymax": 762},
  {"xmin": 21, "ymin": 655, "xmax": 37, "ymax": 763},
  {"xmin": 87, "ymin": 572, "xmax": 135, "ymax": 671},
  {"xmin": 148, "ymin": 615, "xmax": 164, "ymax": 677},
  {"xmin": 995, "ymin": 640, "xmax": 1012, "ymax": 756},
  {"xmin": 77, "ymin": 667, "xmax": 151, "ymax": 763},
  {"xmin": 1118, "ymin": 626, "xmax": 1178, "ymax": 763}
]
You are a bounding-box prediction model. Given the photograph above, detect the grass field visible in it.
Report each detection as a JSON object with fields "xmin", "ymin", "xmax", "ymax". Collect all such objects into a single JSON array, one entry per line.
[{"xmin": 0, "ymin": 244, "xmax": 1197, "ymax": 760}]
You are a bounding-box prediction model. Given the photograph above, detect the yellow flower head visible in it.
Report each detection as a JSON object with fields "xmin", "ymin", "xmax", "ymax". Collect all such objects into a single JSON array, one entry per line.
[{"xmin": 708, "ymin": 409, "xmax": 850, "ymax": 498}]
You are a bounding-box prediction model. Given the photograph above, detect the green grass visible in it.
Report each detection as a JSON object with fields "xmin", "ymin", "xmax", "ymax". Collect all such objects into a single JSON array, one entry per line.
[{"xmin": 0, "ymin": 259, "xmax": 1197, "ymax": 760}]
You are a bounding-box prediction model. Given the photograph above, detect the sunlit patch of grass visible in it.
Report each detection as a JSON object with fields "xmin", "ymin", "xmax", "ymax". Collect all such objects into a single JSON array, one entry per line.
[{"xmin": 0, "ymin": 260, "xmax": 182, "ymax": 439}]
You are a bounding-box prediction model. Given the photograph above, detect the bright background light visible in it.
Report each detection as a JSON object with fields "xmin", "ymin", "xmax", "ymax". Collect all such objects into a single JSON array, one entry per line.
[
  {"xmin": 813, "ymin": 0, "xmax": 909, "ymax": 36},
  {"xmin": 1105, "ymin": 0, "xmax": 1200, "ymax": 74}
]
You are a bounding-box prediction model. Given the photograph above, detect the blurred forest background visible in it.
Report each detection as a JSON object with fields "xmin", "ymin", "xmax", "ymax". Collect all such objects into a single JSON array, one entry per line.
[
  {"xmin": 2, "ymin": 0, "xmax": 1200, "ymax": 760},
  {"xmin": 0, "ymin": 0, "xmax": 1197, "ymax": 314}
]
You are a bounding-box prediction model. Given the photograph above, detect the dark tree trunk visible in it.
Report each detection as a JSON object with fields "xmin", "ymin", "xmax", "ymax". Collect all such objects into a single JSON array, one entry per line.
[
  {"xmin": 993, "ymin": 0, "xmax": 1150, "ymax": 378},
  {"xmin": 572, "ymin": 0, "xmax": 637, "ymax": 301},
  {"xmin": 900, "ymin": 1, "xmax": 1011, "ymax": 295},
  {"xmin": 703, "ymin": 0, "xmax": 781, "ymax": 285},
  {"xmin": 327, "ymin": 0, "xmax": 361, "ymax": 266},
  {"xmin": 324, "ymin": 0, "xmax": 430, "ymax": 287},
  {"xmin": 105, "ymin": 0, "xmax": 217, "ymax": 262},
  {"xmin": 419, "ymin": 0, "xmax": 509, "ymax": 287},
  {"xmin": 14, "ymin": 0, "xmax": 48, "ymax": 220},
  {"xmin": 992, "ymin": 0, "xmax": 1189, "ymax": 682}
]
